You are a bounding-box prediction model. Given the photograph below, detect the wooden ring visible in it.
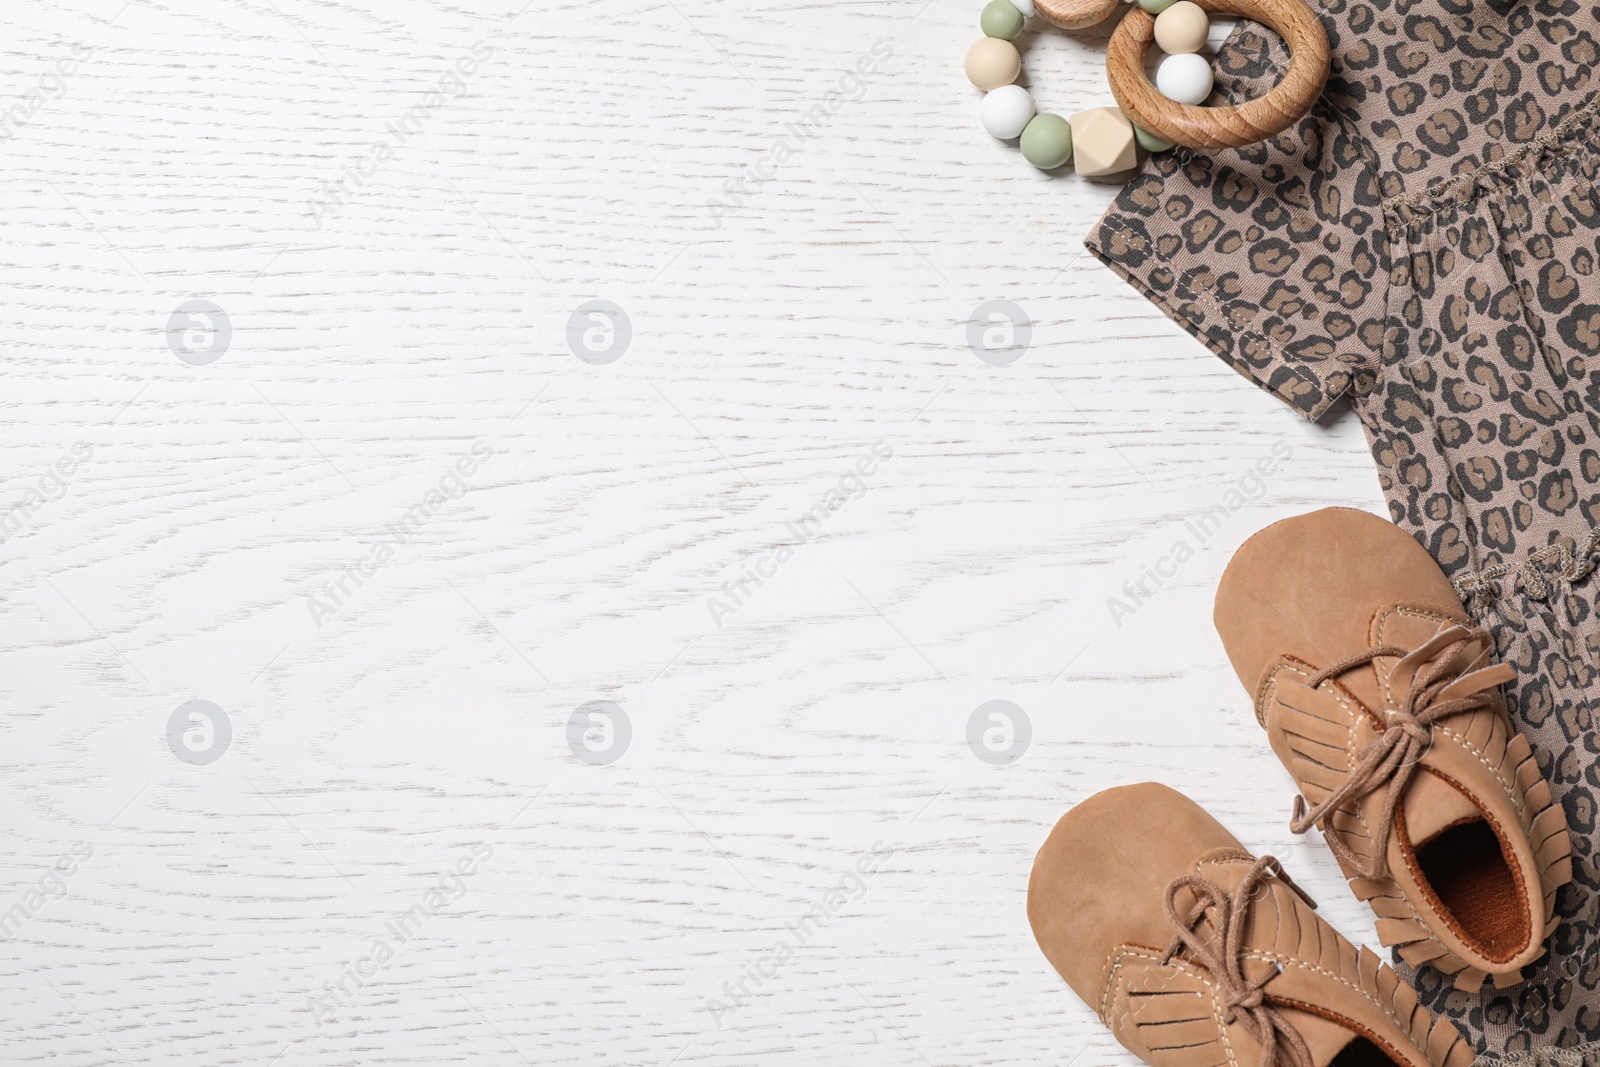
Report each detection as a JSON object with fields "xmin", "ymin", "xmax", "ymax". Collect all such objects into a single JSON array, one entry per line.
[
  {"xmin": 1105, "ymin": 0, "xmax": 1330, "ymax": 150},
  {"xmin": 1035, "ymin": 0, "xmax": 1121, "ymax": 30}
]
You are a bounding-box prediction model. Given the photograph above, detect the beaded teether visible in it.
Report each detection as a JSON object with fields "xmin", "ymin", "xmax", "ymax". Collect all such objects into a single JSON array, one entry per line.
[{"xmin": 964, "ymin": 0, "xmax": 1328, "ymax": 169}]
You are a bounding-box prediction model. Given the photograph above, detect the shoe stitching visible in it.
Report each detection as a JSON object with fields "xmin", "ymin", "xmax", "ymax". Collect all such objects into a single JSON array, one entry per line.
[
  {"xmin": 1267, "ymin": 996, "xmax": 1416, "ymax": 1067},
  {"xmin": 1264, "ymin": 657, "xmax": 1382, "ymax": 872},
  {"xmin": 1264, "ymin": 659, "xmax": 1448, "ymax": 957},
  {"xmin": 1377, "ymin": 606, "xmax": 1528, "ymax": 818},
  {"xmin": 1430, "ymin": 723, "xmax": 1525, "ymax": 820},
  {"xmin": 1102, "ymin": 946, "xmax": 1243, "ymax": 1067},
  {"xmin": 1265, "ymin": 627, "xmax": 1551, "ymax": 976},
  {"xmin": 1182, "ymin": 858, "xmax": 1436, "ymax": 1055},
  {"xmin": 1103, "ymin": 934, "xmax": 1436, "ymax": 1067},
  {"xmin": 1375, "ymin": 608, "xmax": 1552, "ymax": 968},
  {"xmin": 1392, "ymin": 768, "xmax": 1534, "ymax": 965},
  {"xmin": 1237, "ymin": 949, "xmax": 1433, "ymax": 1059}
]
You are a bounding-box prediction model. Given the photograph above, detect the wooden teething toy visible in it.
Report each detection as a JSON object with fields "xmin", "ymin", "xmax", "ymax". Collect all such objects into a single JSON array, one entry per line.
[
  {"xmin": 1106, "ymin": 0, "xmax": 1329, "ymax": 149},
  {"xmin": 965, "ymin": 0, "xmax": 1329, "ymax": 169}
]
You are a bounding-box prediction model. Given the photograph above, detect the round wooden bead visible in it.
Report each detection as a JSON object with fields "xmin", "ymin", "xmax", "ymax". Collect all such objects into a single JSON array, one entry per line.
[
  {"xmin": 1155, "ymin": 52, "xmax": 1213, "ymax": 105},
  {"xmin": 1019, "ymin": 112, "xmax": 1072, "ymax": 169},
  {"xmin": 1153, "ymin": 1, "xmax": 1208, "ymax": 53},
  {"xmin": 965, "ymin": 37, "xmax": 1022, "ymax": 90},
  {"xmin": 1133, "ymin": 123, "xmax": 1174, "ymax": 152},
  {"xmin": 980, "ymin": 0, "xmax": 1025, "ymax": 39},
  {"xmin": 981, "ymin": 83, "xmax": 1036, "ymax": 138}
]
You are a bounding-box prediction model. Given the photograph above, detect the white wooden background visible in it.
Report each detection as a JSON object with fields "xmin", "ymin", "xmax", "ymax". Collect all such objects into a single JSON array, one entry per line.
[{"xmin": 0, "ymin": 1, "xmax": 1393, "ymax": 1064}]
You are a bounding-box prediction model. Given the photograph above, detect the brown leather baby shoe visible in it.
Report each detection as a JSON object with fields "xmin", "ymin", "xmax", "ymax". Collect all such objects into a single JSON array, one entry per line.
[
  {"xmin": 1215, "ymin": 507, "xmax": 1572, "ymax": 993},
  {"xmin": 1029, "ymin": 783, "xmax": 1474, "ymax": 1067}
]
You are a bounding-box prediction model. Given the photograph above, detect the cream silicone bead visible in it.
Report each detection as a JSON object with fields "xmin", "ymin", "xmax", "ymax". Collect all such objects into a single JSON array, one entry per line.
[
  {"xmin": 965, "ymin": 37, "xmax": 1022, "ymax": 89},
  {"xmin": 1153, "ymin": 1, "xmax": 1209, "ymax": 53}
]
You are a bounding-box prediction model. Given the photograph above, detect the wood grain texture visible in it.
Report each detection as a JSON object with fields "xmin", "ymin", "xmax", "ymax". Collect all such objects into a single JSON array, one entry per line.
[
  {"xmin": 0, "ymin": 1, "xmax": 1386, "ymax": 1065},
  {"xmin": 1107, "ymin": 0, "xmax": 1329, "ymax": 148},
  {"xmin": 1035, "ymin": 0, "xmax": 1121, "ymax": 33}
]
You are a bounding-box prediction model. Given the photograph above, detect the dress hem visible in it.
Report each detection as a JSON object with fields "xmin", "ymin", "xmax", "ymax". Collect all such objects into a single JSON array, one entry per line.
[{"xmin": 1474, "ymin": 1040, "xmax": 1600, "ymax": 1067}]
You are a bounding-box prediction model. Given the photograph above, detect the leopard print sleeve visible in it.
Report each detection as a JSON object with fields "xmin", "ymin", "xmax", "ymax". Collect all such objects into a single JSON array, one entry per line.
[{"xmin": 1086, "ymin": 19, "xmax": 1388, "ymax": 423}]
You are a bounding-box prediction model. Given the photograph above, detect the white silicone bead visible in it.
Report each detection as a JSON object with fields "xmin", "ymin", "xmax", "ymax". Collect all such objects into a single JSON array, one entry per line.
[
  {"xmin": 980, "ymin": 84, "xmax": 1036, "ymax": 139},
  {"xmin": 1155, "ymin": 52, "xmax": 1213, "ymax": 105},
  {"xmin": 1011, "ymin": 0, "xmax": 1035, "ymax": 17}
]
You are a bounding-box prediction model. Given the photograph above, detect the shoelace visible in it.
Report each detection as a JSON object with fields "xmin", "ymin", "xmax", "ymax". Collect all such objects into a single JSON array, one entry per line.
[
  {"xmin": 1288, "ymin": 624, "xmax": 1513, "ymax": 880},
  {"xmin": 1159, "ymin": 855, "xmax": 1314, "ymax": 1067}
]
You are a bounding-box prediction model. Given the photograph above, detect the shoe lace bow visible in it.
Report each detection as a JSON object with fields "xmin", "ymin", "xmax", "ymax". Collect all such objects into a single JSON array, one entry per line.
[
  {"xmin": 1287, "ymin": 623, "xmax": 1513, "ymax": 880},
  {"xmin": 1159, "ymin": 855, "xmax": 1314, "ymax": 1067}
]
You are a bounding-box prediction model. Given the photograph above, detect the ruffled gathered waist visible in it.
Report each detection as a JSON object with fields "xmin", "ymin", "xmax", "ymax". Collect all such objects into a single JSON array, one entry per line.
[
  {"xmin": 1383, "ymin": 92, "xmax": 1600, "ymax": 231},
  {"xmin": 1454, "ymin": 521, "xmax": 1600, "ymax": 611}
]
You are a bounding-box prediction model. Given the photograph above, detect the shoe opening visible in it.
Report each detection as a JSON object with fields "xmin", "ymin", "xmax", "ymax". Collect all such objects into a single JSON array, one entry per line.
[
  {"xmin": 1331, "ymin": 1036, "xmax": 1406, "ymax": 1067},
  {"xmin": 1415, "ymin": 818, "xmax": 1530, "ymax": 958}
]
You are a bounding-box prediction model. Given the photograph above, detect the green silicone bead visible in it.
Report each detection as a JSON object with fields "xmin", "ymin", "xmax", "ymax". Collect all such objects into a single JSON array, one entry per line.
[
  {"xmin": 1133, "ymin": 124, "xmax": 1174, "ymax": 152},
  {"xmin": 980, "ymin": 0, "xmax": 1025, "ymax": 40},
  {"xmin": 1138, "ymin": 0, "xmax": 1179, "ymax": 13},
  {"xmin": 1020, "ymin": 113, "xmax": 1072, "ymax": 170}
]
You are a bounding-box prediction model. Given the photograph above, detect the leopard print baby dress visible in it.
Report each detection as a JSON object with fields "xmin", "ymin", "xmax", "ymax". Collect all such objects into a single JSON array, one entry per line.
[{"xmin": 1087, "ymin": 0, "xmax": 1600, "ymax": 1058}]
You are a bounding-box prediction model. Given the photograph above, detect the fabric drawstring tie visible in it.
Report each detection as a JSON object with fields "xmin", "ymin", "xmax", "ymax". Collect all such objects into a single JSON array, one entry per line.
[
  {"xmin": 1159, "ymin": 855, "xmax": 1315, "ymax": 1067},
  {"xmin": 1288, "ymin": 624, "xmax": 1514, "ymax": 880}
]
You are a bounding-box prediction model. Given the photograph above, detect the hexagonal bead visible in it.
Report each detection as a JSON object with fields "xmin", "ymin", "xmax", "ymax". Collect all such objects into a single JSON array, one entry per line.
[{"xmin": 1068, "ymin": 106, "xmax": 1137, "ymax": 177}]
